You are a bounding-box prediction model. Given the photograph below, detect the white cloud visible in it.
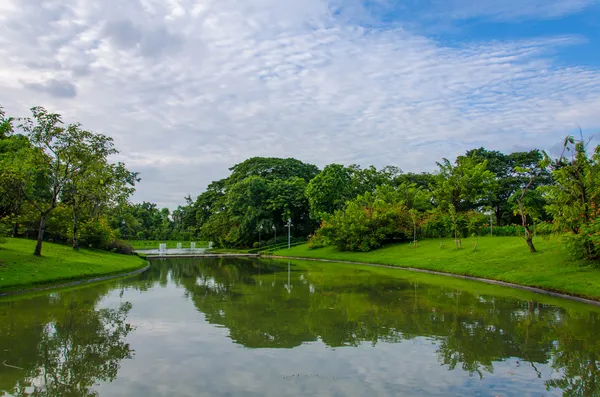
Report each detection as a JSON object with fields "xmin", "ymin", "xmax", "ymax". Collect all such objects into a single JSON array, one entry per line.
[{"xmin": 0, "ymin": 0, "xmax": 599, "ymax": 208}]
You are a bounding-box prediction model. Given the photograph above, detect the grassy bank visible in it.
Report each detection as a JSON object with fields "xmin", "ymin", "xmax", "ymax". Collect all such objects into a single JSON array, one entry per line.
[
  {"xmin": 0, "ymin": 238, "xmax": 147, "ymax": 292},
  {"xmin": 271, "ymin": 236, "xmax": 600, "ymax": 301},
  {"xmin": 128, "ymin": 240, "xmax": 208, "ymax": 250}
]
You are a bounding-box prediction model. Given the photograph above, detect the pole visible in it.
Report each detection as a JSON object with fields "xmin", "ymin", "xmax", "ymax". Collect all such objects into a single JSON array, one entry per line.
[
  {"xmin": 259, "ymin": 225, "xmax": 262, "ymax": 250},
  {"xmin": 287, "ymin": 218, "xmax": 291, "ymax": 249},
  {"xmin": 489, "ymin": 212, "xmax": 493, "ymax": 236}
]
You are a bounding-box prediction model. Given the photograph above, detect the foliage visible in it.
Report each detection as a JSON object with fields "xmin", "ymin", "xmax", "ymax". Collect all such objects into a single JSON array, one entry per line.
[
  {"xmin": 307, "ymin": 221, "xmax": 332, "ymax": 249},
  {"xmin": 460, "ymin": 148, "xmax": 551, "ymax": 224},
  {"xmin": 107, "ymin": 239, "xmax": 135, "ymax": 255},
  {"xmin": 305, "ymin": 164, "xmax": 353, "ymax": 220},
  {"xmin": 433, "ymin": 156, "xmax": 497, "ymax": 212},
  {"xmin": 79, "ymin": 217, "xmax": 116, "ymax": 249},
  {"xmin": 541, "ymin": 136, "xmax": 600, "ymax": 260},
  {"xmin": 0, "ymin": 105, "xmax": 137, "ymax": 257},
  {"xmin": 192, "ymin": 157, "xmax": 318, "ymax": 248},
  {"xmin": 0, "ymin": 222, "xmax": 8, "ymax": 244},
  {"xmin": 324, "ymin": 190, "xmax": 411, "ymax": 251}
]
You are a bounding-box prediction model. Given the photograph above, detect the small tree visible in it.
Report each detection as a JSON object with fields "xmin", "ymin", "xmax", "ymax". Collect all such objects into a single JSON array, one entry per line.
[
  {"xmin": 20, "ymin": 107, "xmax": 117, "ymax": 255},
  {"xmin": 542, "ymin": 134, "xmax": 600, "ymax": 260},
  {"xmin": 510, "ymin": 162, "xmax": 548, "ymax": 253}
]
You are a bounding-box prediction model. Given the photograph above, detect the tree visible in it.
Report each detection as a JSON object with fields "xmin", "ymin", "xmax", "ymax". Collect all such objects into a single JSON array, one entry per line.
[
  {"xmin": 433, "ymin": 156, "xmax": 497, "ymax": 212},
  {"xmin": 305, "ymin": 164, "xmax": 353, "ymax": 220},
  {"xmin": 461, "ymin": 148, "xmax": 551, "ymax": 225},
  {"xmin": 541, "ymin": 135, "xmax": 600, "ymax": 260},
  {"xmin": 20, "ymin": 107, "xmax": 117, "ymax": 255},
  {"xmin": 510, "ymin": 164, "xmax": 548, "ymax": 253}
]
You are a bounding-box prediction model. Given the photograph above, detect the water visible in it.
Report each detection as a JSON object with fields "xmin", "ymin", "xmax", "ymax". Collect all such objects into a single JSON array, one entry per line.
[
  {"xmin": 136, "ymin": 247, "xmax": 206, "ymax": 255},
  {"xmin": 1, "ymin": 257, "xmax": 599, "ymax": 397}
]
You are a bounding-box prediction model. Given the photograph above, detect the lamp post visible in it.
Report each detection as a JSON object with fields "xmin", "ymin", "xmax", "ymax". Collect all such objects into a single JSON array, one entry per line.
[
  {"xmin": 259, "ymin": 224, "xmax": 263, "ymax": 250},
  {"xmin": 285, "ymin": 218, "xmax": 293, "ymax": 249},
  {"xmin": 272, "ymin": 224, "xmax": 276, "ymax": 247}
]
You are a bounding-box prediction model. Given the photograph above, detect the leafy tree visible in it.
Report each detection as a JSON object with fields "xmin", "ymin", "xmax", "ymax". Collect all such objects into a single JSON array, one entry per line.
[
  {"xmin": 508, "ymin": 161, "xmax": 549, "ymax": 253},
  {"xmin": 324, "ymin": 189, "xmax": 411, "ymax": 251},
  {"xmin": 305, "ymin": 164, "xmax": 353, "ymax": 220},
  {"xmin": 541, "ymin": 135, "xmax": 600, "ymax": 260},
  {"xmin": 433, "ymin": 156, "xmax": 497, "ymax": 212},
  {"xmin": 461, "ymin": 148, "xmax": 551, "ymax": 225},
  {"xmin": 18, "ymin": 108, "xmax": 117, "ymax": 255}
]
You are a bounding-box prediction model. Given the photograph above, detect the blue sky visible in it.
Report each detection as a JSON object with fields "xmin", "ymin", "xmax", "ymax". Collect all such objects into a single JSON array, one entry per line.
[{"xmin": 0, "ymin": 0, "xmax": 599, "ymax": 208}]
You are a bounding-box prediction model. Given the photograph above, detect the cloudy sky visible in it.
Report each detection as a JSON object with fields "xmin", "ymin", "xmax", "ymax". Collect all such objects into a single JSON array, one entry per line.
[{"xmin": 1, "ymin": 0, "xmax": 599, "ymax": 208}]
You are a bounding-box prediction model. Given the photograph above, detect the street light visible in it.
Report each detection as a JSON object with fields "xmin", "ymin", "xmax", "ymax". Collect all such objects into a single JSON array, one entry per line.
[
  {"xmin": 272, "ymin": 224, "xmax": 276, "ymax": 247},
  {"xmin": 259, "ymin": 224, "xmax": 263, "ymax": 250},
  {"xmin": 284, "ymin": 218, "xmax": 293, "ymax": 249}
]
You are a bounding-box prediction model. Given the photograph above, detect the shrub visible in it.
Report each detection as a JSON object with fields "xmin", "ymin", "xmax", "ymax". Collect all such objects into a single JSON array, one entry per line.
[
  {"xmin": 324, "ymin": 191, "xmax": 411, "ymax": 252},
  {"xmin": 79, "ymin": 218, "xmax": 116, "ymax": 249},
  {"xmin": 307, "ymin": 221, "xmax": 331, "ymax": 249},
  {"xmin": 107, "ymin": 239, "xmax": 134, "ymax": 255}
]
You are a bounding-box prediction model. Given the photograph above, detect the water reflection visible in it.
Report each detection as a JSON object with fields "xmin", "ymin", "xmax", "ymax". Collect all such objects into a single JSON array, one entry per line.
[
  {"xmin": 0, "ymin": 286, "xmax": 134, "ymax": 396},
  {"xmin": 1, "ymin": 257, "xmax": 599, "ymax": 397}
]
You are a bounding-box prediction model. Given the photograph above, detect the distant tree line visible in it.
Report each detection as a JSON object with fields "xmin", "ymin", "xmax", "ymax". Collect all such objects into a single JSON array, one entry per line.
[
  {"xmin": 167, "ymin": 136, "xmax": 600, "ymax": 260},
  {"xmin": 3, "ymin": 105, "xmax": 598, "ymax": 261}
]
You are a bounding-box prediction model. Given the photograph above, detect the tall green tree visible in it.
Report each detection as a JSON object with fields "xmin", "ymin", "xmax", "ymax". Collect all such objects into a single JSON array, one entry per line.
[
  {"xmin": 433, "ymin": 156, "xmax": 497, "ymax": 212},
  {"xmin": 305, "ymin": 164, "xmax": 353, "ymax": 220},
  {"xmin": 461, "ymin": 148, "xmax": 550, "ymax": 225},
  {"xmin": 20, "ymin": 107, "xmax": 118, "ymax": 255},
  {"xmin": 542, "ymin": 135, "xmax": 600, "ymax": 260}
]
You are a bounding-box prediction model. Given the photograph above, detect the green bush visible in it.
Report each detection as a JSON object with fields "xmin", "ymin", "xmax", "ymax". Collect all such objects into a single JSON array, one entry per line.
[
  {"xmin": 323, "ymin": 191, "xmax": 411, "ymax": 252},
  {"xmin": 107, "ymin": 239, "xmax": 134, "ymax": 255},
  {"xmin": 79, "ymin": 218, "xmax": 116, "ymax": 249},
  {"xmin": 307, "ymin": 222, "xmax": 330, "ymax": 249}
]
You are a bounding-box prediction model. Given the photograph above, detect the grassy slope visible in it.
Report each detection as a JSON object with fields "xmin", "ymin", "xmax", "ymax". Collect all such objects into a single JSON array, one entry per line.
[
  {"xmin": 128, "ymin": 240, "xmax": 208, "ymax": 250},
  {"xmin": 0, "ymin": 238, "xmax": 147, "ymax": 292},
  {"xmin": 272, "ymin": 236, "xmax": 600, "ymax": 301}
]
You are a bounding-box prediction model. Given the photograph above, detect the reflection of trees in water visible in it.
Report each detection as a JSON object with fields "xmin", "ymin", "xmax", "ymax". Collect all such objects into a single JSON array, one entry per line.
[
  {"xmin": 545, "ymin": 312, "xmax": 600, "ymax": 397},
  {"xmin": 0, "ymin": 286, "xmax": 134, "ymax": 397},
  {"xmin": 147, "ymin": 258, "xmax": 600, "ymax": 395}
]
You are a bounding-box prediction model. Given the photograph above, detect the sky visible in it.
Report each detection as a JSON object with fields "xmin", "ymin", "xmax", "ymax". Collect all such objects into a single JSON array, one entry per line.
[{"xmin": 0, "ymin": 0, "xmax": 599, "ymax": 209}]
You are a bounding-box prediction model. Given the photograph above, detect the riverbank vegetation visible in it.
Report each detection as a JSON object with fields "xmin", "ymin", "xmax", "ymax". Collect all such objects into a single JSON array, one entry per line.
[
  {"xmin": 0, "ymin": 238, "xmax": 146, "ymax": 291},
  {"xmin": 161, "ymin": 133, "xmax": 600, "ymax": 265},
  {"xmin": 0, "ymin": 105, "xmax": 139, "ymax": 256}
]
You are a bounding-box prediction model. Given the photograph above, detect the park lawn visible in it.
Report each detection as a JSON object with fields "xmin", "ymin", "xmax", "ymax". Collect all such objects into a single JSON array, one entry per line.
[
  {"xmin": 0, "ymin": 238, "xmax": 147, "ymax": 292},
  {"xmin": 128, "ymin": 240, "xmax": 208, "ymax": 250},
  {"xmin": 272, "ymin": 236, "xmax": 600, "ymax": 301}
]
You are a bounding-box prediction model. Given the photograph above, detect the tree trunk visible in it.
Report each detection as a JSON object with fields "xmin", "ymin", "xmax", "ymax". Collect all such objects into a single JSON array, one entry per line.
[
  {"xmin": 34, "ymin": 214, "xmax": 47, "ymax": 256},
  {"xmin": 12, "ymin": 220, "xmax": 18, "ymax": 237},
  {"xmin": 518, "ymin": 197, "xmax": 536, "ymax": 253},
  {"xmin": 72, "ymin": 211, "xmax": 79, "ymax": 250},
  {"xmin": 495, "ymin": 206, "xmax": 502, "ymax": 226},
  {"xmin": 524, "ymin": 225, "xmax": 536, "ymax": 253}
]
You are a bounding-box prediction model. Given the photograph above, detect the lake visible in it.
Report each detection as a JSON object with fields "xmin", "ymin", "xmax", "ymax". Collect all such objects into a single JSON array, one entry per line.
[{"xmin": 1, "ymin": 257, "xmax": 599, "ymax": 396}]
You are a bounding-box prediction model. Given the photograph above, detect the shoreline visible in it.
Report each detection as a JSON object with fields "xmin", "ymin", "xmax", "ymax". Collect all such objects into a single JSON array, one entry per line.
[
  {"xmin": 0, "ymin": 262, "xmax": 150, "ymax": 297},
  {"xmin": 263, "ymin": 254, "xmax": 600, "ymax": 307}
]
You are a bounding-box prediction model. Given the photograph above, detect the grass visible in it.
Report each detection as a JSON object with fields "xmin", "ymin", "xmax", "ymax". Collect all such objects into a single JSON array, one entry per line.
[
  {"xmin": 127, "ymin": 240, "xmax": 208, "ymax": 250},
  {"xmin": 0, "ymin": 238, "xmax": 148, "ymax": 292},
  {"xmin": 271, "ymin": 236, "xmax": 600, "ymax": 301}
]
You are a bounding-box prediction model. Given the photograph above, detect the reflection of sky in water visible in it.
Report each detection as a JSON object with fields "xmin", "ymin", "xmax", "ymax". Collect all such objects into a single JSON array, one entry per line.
[{"xmin": 93, "ymin": 282, "xmax": 560, "ymax": 397}]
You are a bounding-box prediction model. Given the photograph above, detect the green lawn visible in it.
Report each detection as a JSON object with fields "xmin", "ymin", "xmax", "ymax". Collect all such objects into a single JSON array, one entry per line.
[
  {"xmin": 271, "ymin": 236, "xmax": 600, "ymax": 301},
  {"xmin": 127, "ymin": 240, "xmax": 208, "ymax": 250},
  {"xmin": 0, "ymin": 238, "xmax": 147, "ymax": 292}
]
